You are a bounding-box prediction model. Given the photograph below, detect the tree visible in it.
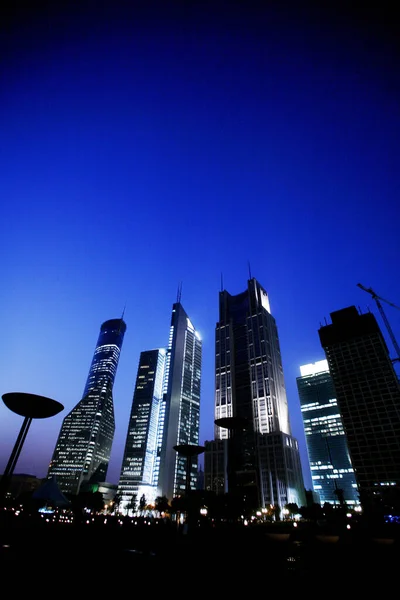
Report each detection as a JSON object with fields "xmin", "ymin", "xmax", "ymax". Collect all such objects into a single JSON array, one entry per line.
[
  {"xmin": 272, "ymin": 504, "xmax": 281, "ymax": 521},
  {"xmin": 284, "ymin": 503, "xmax": 299, "ymax": 518},
  {"xmin": 298, "ymin": 502, "xmax": 323, "ymax": 521},
  {"xmin": 334, "ymin": 487, "xmax": 346, "ymax": 507},
  {"xmin": 112, "ymin": 493, "xmax": 122, "ymax": 513},
  {"xmin": 71, "ymin": 491, "xmax": 105, "ymax": 515},
  {"xmin": 126, "ymin": 494, "xmax": 137, "ymax": 514},
  {"xmin": 155, "ymin": 495, "xmax": 170, "ymax": 515},
  {"xmin": 139, "ymin": 494, "xmax": 146, "ymax": 515}
]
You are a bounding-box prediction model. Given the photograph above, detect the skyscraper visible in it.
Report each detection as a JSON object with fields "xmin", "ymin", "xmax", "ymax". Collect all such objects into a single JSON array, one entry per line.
[
  {"xmin": 214, "ymin": 278, "xmax": 305, "ymax": 511},
  {"xmin": 48, "ymin": 318, "xmax": 126, "ymax": 495},
  {"xmin": 117, "ymin": 348, "xmax": 166, "ymax": 509},
  {"xmin": 319, "ymin": 306, "xmax": 400, "ymax": 510},
  {"xmin": 158, "ymin": 302, "xmax": 202, "ymax": 501},
  {"xmin": 117, "ymin": 301, "xmax": 202, "ymax": 507},
  {"xmin": 297, "ymin": 359, "xmax": 359, "ymax": 505}
]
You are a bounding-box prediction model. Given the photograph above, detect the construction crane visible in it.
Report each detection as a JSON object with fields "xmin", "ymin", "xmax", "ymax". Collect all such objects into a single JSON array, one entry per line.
[{"xmin": 357, "ymin": 283, "xmax": 400, "ymax": 363}]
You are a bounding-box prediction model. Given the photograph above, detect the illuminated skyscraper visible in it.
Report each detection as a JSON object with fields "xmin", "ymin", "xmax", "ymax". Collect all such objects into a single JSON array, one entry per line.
[
  {"xmin": 117, "ymin": 301, "xmax": 202, "ymax": 507},
  {"xmin": 158, "ymin": 302, "xmax": 202, "ymax": 501},
  {"xmin": 297, "ymin": 360, "xmax": 359, "ymax": 505},
  {"xmin": 117, "ymin": 348, "xmax": 166, "ymax": 509},
  {"xmin": 214, "ymin": 278, "xmax": 305, "ymax": 511},
  {"xmin": 319, "ymin": 306, "xmax": 400, "ymax": 510},
  {"xmin": 48, "ymin": 318, "xmax": 126, "ymax": 495}
]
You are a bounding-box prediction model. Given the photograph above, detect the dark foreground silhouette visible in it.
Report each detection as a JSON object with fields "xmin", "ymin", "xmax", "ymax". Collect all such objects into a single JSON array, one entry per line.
[{"xmin": 1, "ymin": 512, "xmax": 398, "ymax": 590}]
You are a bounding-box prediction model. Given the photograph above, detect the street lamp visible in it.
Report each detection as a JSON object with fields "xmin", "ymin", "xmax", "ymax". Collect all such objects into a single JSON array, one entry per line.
[
  {"xmin": 0, "ymin": 392, "xmax": 64, "ymax": 499},
  {"xmin": 173, "ymin": 444, "xmax": 205, "ymax": 495},
  {"xmin": 173, "ymin": 444, "xmax": 205, "ymax": 531},
  {"xmin": 214, "ymin": 416, "xmax": 249, "ymax": 494}
]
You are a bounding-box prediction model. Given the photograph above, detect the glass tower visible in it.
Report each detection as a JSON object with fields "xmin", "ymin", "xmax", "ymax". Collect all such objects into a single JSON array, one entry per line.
[
  {"xmin": 158, "ymin": 302, "xmax": 202, "ymax": 501},
  {"xmin": 48, "ymin": 318, "xmax": 126, "ymax": 495},
  {"xmin": 214, "ymin": 278, "xmax": 305, "ymax": 511},
  {"xmin": 319, "ymin": 306, "xmax": 400, "ymax": 509},
  {"xmin": 117, "ymin": 348, "xmax": 166, "ymax": 510},
  {"xmin": 297, "ymin": 360, "xmax": 359, "ymax": 505}
]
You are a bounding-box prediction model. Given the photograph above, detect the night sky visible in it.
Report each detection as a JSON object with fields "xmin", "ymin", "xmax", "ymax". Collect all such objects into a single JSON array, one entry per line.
[{"xmin": 1, "ymin": 1, "xmax": 399, "ymax": 491}]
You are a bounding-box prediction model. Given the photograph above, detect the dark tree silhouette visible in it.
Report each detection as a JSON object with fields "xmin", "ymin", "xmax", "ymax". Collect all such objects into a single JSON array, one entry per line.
[
  {"xmin": 139, "ymin": 494, "xmax": 146, "ymax": 514},
  {"xmin": 126, "ymin": 493, "xmax": 137, "ymax": 513},
  {"xmin": 155, "ymin": 495, "xmax": 170, "ymax": 514},
  {"xmin": 69, "ymin": 491, "xmax": 105, "ymax": 514},
  {"xmin": 284, "ymin": 503, "xmax": 299, "ymax": 518}
]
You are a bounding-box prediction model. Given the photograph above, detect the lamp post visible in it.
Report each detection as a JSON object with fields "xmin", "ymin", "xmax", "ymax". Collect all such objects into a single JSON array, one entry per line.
[
  {"xmin": 173, "ymin": 444, "xmax": 205, "ymax": 495},
  {"xmin": 173, "ymin": 443, "xmax": 205, "ymax": 530},
  {"xmin": 0, "ymin": 392, "xmax": 64, "ymax": 499},
  {"xmin": 214, "ymin": 416, "xmax": 248, "ymax": 494}
]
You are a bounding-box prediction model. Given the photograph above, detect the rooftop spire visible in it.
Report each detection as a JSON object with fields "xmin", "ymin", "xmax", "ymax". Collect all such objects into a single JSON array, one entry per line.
[
  {"xmin": 248, "ymin": 260, "xmax": 252, "ymax": 280},
  {"xmin": 177, "ymin": 282, "xmax": 182, "ymax": 303}
]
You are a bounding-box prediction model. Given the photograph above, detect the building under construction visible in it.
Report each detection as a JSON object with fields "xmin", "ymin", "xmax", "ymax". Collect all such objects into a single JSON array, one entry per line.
[{"xmin": 319, "ymin": 305, "xmax": 400, "ymax": 514}]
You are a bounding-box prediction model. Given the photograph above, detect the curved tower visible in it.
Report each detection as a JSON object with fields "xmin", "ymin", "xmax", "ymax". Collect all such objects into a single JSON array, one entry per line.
[{"xmin": 48, "ymin": 318, "xmax": 126, "ymax": 495}]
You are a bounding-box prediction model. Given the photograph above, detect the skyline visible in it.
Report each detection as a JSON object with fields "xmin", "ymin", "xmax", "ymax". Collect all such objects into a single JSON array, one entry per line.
[{"xmin": 1, "ymin": 2, "xmax": 400, "ymax": 493}]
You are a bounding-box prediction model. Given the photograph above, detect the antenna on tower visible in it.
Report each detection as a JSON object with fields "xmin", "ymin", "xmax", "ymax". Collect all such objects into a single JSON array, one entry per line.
[
  {"xmin": 220, "ymin": 272, "xmax": 224, "ymax": 292},
  {"xmin": 177, "ymin": 282, "xmax": 182, "ymax": 303},
  {"xmin": 117, "ymin": 304, "xmax": 127, "ymax": 333},
  {"xmin": 248, "ymin": 261, "xmax": 252, "ymax": 280}
]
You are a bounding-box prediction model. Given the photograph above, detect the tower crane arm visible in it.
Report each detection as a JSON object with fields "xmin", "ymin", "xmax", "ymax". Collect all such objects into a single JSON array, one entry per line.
[
  {"xmin": 357, "ymin": 283, "xmax": 400, "ymax": 311},
  {"xmin": 357, "ymin": 283, "xmax": 400, "ymax": 361}
]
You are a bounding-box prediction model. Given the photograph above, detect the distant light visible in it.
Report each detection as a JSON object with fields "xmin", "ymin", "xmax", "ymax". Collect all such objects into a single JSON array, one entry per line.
[
  {"xmin": 300, "ymin": 360, "xmax": 329, "ymax": 377},
  {"xmin": 293, "ymin": 522, "xmax": 298, "ymax": 528},
  {"xmin": 347, "ymin": 524, "xmax": 351, "ymax": 530}
]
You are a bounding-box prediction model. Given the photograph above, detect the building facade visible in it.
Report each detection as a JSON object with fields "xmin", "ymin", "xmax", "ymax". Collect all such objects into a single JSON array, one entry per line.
[
  {"xmin": 117, "ymin": 349, "xmax": 166, "ymax": 510},
  {"xmin": 214, "ymin": 278, "xmax": 305, "ymax": 511},
  {"xmin": 319, "ymin": 306, "xmax": 400, "ymax": 511},
  {"xmin": 158, "ymin": 302, "xmax": 202, "ymax": 502},
  {"xmin": 48, "ymin": 318, "xmax": 126, "ymax": 495},
  {"xmin": 297, "ymin": 359, "xmax": 359, "ymax": 505}
]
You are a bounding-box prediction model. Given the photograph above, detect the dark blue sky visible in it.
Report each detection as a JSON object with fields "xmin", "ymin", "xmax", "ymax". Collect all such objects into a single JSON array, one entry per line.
[{"xmin": 1, "ymin": 1, "xmax": 400, "ymax": 490}]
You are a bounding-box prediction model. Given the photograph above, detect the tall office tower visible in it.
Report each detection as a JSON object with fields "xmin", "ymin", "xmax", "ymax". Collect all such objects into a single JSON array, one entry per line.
[
  {"xmin": 117, "ymin": 349, "xmax": 166, "ymax": 510},
  {"xmin": 214, "ymin": 278, "xmax": 305, "ymax": 511},
  {"xmin": 319, "ymin": 306, "xmax": 400, "ymax": 510},
  {"xmin": 158, "ymin": 302, "xmax": 202, "ymax": 502},
  {"xmin": 48, "ymin": 318, "xmax": 126, "ymax": 495},
  {"xmin": 296, "ymin": 360, "xmax": 359, "ymax": 505}
]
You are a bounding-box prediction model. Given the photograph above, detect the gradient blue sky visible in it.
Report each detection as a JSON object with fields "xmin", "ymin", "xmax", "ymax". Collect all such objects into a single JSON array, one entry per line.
[{"xmin": 1, "ymin": 2, "xmax": 399, "ymax": 491}]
